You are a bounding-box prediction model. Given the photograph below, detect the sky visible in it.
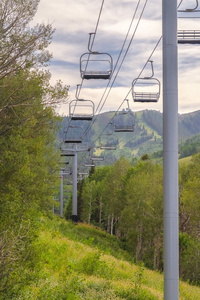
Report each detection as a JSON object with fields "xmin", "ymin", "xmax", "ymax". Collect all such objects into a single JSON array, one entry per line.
[{"xmin": 33, "ymin": 0, "xmax": 200, "ymax": 116}]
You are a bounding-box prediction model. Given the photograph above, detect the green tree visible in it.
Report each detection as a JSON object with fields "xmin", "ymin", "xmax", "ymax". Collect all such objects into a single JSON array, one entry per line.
[
  {"xmin": 103, "ymin": 157, "xmax": 131, "ymax": 235},
  {"xmin": 179, "ymin": 153, "xmax": 200, "ymax": 237},
  {"xmin": 120, "ymin": 160, "xmax": 163, "ymax": 269},
  {"xmin": 89, "ymin": 165, "xmax": 112, "ymax": 228},
  {"xmin": 0, "ymin": 0, "xmax": 52, "ymax": 79},
  {"xmin": 0, "ymin": 69, "xmax": 64, "ymax": 296},
  {"xmin": 178, "ymin": 153, "xmax": 200, "ymax": 283},
  {"xmin": 0, "ymin": 0, "xmax": 68, "ymax": 296},
  {"xmin": 81, "ymin": 179, "xmax": 97, "ymax": 223}
]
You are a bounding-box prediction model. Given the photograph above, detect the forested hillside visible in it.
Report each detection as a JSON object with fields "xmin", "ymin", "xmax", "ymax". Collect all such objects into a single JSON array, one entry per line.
[
  {"xmin": 59, "ymin": 109, "xmax": 200, "ymax": 161},
  {"xmin": 72, "ymin": 154, "xmax": 200, "ymax": 285},
  {"xmin": 179, "ymin": 134, "xmax": 200, "ymax": 158}
]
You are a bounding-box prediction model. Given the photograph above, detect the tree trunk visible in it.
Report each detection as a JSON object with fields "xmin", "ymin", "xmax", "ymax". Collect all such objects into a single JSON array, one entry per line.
[
  {"xmin": 107, "ymin": 215, "xmax": 110, "ymax": 233},
  {"xmin": 136, "ymin": 227, "xmax": 143, "ymax": 261},
  {"xmin": 99, "ymin": 200, "xmax": 103, "ymax": 225},
  {"xmin": 110, "ymin": 214, "xmax": 114, "ymax": 236},
  {"xmin": 88, "ymin": 198, "xmax": 92, "ymax": 224}
]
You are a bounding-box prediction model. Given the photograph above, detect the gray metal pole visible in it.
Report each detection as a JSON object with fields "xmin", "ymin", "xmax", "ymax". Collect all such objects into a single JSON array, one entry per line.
[
  {"xmin": 72, "ymin": 146, "xmax": 78, "ymax": 222},
  {"xmin": 60, "ymin": 172, "xmax": 64, "ymax": 218},
  {"xmin": 162, "ymin": 0, "xmax": 179, "ymax": 299}
]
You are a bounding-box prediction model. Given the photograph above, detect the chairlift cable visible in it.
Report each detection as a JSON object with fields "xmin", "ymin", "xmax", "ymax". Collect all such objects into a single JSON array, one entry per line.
[
  {"xmin": 94, "ymin": 0, "xmax": 183, "ymax": 138},
  {"xmin": 77, "ymin": 0, "xmax": 105, "ymax": 99},
  {"xmin": 79, "ymin": 0, "xmax": 142, "ymax": 146},
  {"xmin": 75, "ymin": 0, "xmax": 184, "ymax": 161},
  {"xmin": 94, "ymin": 0, "xmax": 142, "ymax": 114},
  {"xmin": 80, "ymin": 11, "xmax": 161, "ymax": 156},
  {"xmin": 95, "ymin": 0, "xmax": 149, "ymax": 116},
  {"xmin": 61, "ymin": 0, "xmax": 105, "ymax": 146},
  {"xmin": 80, "ymin": 0, "xmax": 146, "ymax": 142},
  {"xmin": 79, "ymin": 0, "xmax": 156, "ymax": 160}
]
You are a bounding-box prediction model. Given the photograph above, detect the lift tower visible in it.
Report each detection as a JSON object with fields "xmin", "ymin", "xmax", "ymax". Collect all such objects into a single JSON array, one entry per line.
[{"xmin": 162, "ymin": 0, "xmax": 179, "ymax": 299}]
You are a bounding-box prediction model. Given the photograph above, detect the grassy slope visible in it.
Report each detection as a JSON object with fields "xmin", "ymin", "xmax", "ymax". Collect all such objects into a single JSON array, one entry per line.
[
  {"xmin": 151, "ymin": 154, "xmax": 192, "ymax": 166},
  {"xmin": 178, "ymin": 155, "xmax": 192, "ymax": 165},
  {"xmin": 16, "ymin": 216, "xmax": 200, "ymax": 300}
]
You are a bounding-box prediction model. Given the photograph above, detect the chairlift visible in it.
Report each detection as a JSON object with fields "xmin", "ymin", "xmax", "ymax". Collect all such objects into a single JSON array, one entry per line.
[
  {"xmin": 78, "ymin": 172, "xmax": 88, "ymax": 177},
  {"xmin": 114, "ymin": 99, "xmax": 135, "ymax": 132},
  {"xmin": 80, "ymin": 33, "xmax": 113, "ymax": 80},
  {"xmin": 88, "ymin": 146, "xmax": 104, "ymax": 161},
  {"xmin": 82, "ymin": 157, "xmax": 96, "ymax": 167},
  {"xmin": 83, "ymin": 162, "xmax": 96, "ymax": 167},
  {"xmin": 63, "ymin": 125, "xmax": 83, "ymax": 144},
  {"xmin": 60, "ymin": 148, "xmax": 75, "ymax": 157},
  {"xmin": 178, "ymin": 0, "xmax": 200, "ymax": 12},
  {"xmin": 178, "ymin": 0, "xmax": 200, "ymax": 43},
  {"xmin": 90, "ymin": 155, "xmax": 104, "ymax": 161},
  {"xmin": 98, "ymin": 134, "xmax": 118, "ymax": 150},
  {"xmin": 61, "ymin": 171, "xmax": 71, "ymax": 176},
  {"xmin": 60, "ymin": 167, "xmax": 70, "ymax": 172},
  {"xmin": 69, "ymin": 86, "xmax": 95, "ymax": 120},
  {"xmin": 60, "ymin": 152, "xmax": 75, "ymax": 157},
  {"xmin": 105, "ymin": 121, "xmax": 114, "ymax": 135},
  {"xmin": 69, "ymin": 99, "xmax": 95, "ymax": 121},
  {"xmin": 132, "ymin": 61, "xmax": 160, "ymax": 103},
  {"xmin": 178, "ymin": 30, "xmax": 200, "ymax": 44}
]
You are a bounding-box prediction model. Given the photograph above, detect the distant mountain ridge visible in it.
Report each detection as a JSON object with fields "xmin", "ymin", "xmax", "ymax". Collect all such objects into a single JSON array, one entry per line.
[{"xmin": 58, "ymin": 109, "xmax": 200, "ymax": 160}]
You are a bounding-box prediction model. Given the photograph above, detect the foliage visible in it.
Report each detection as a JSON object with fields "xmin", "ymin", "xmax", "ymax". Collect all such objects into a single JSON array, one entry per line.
[
  {"xmin": 6, "ymin": 216, "xmax": 200, "ymax": 300},
  {"xmin": 78, "ymin": 153, "xmax": 200, "ymax": 284},
  {"xmin": 142, "ymin": 110, "xmax": 163, "ymax": 136},
  {"xmin": 0, "ymin": 69, "xmax": 62, "ymax": 295},
  {"xmin": 179, "ymin": 134, "xmax": 200, "ymax": 158},
  {"xmin": 120, "ymin": 161, "xmax": 163, "ymax": 269},
  {"xmin": 179, "ymin": 111, "xmax": 200, "ymax": 139},
  {"xmin": 79, "ymin": 158, "xmax": 131, "ymax": 235},
  {"xmin": 0, "ymin": 0, "xmax": 68, "ymax": 296},
  {"xmin": 78, "ymin": 158, "xmax": 163, "ymax": 270},
  {"xmin": 0, "ymin": 0, "xmax": 53, "ymax": 79}
]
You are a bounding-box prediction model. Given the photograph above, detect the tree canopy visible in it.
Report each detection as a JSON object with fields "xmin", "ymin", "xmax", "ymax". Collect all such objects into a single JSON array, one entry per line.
[{"xmin": 0, "ymin": 0, "xmax": 68, "ymax": 296}]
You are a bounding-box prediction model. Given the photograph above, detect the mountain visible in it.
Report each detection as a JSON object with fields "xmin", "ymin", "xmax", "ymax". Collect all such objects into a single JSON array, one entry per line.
[{"xmin": 58, "ymin": 110, "xmax": 200, "ymax": 161}]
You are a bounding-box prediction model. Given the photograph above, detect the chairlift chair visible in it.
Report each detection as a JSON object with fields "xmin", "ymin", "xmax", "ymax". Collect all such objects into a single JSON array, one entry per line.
[
  {"xmin": 69, "ymin": 99, "xmax": 94, "ymax": 121},
  {"xmin": 114, "ymin": 124, "xmax": 134, "ymax": 132},
  {"xmin": 80, "ymin": 33, "xmax": 113, "ymax": 80},
  {"xmin": 60, "ymin": 146, "xmax": 75, "ymax": 157},
  {"xmin": 178, "ymin": 30, "xmax": 200, "ymax": 44},
  {"xmin": 90, "ymin": 156, "xmax": 104, "ymax": 161},
  {"xmin": 107, "ymin": 121, "xmax": 114, "ymax": 135},
  {"xmin": 132, "ymin": 61, "xmax": 161, "ymax": 103},
  {"xmin": 82, "ymin": 157, "xmax": 96, "ymax": 167},
  {"xmin": 98, "ymin": 134, "xmax": 118, "ymax": 150},
  {"xmin": 88, "ymin": 146, "xmax": 104, "ymax": 161},
  {"xmin": 78, "ymin": 172, "xmax": 88, "ymax": 176},
  {"xmin": 80, "ymin": 53, "xmax": 113, "ymax": 80},
  {"xmin": 178, "ymin": 0, "xmax": 200, "ymax": 44},
  {"xmin": 90, "ymin": 157, "xmax": 104, "ymax": 161},
  {"xmin": 60, "ymin": 152, "xmax": 75, "ymax": 157},
  {"xmin": 178, "ymin": 0, "xmax": 200, "ymax": 12},
  {"xmin": 83, "ymin": 162, "xmax": 96, "ymax": 167},
  {"xmin": 114, "ymin": 99, "xmax": 135, "ymax": 132},
  {"xmin": 63, "ymin": 125, "xmax": 83, "ymax": 144}
]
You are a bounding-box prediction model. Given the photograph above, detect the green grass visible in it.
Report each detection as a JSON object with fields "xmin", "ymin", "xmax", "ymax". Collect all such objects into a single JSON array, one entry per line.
[
  {"xmin": 14, "ymin": 216, "xmax": 200, "ymax": 299},
  {"xmin": 179, "ymin": 155, "xmax": 192, "ymax": 165}
]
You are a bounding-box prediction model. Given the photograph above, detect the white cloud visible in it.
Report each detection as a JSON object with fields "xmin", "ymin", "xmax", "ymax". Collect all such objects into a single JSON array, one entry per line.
[{"xmin": 33, "ymin": 0, "xmax": 200, "ymax": 116}]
